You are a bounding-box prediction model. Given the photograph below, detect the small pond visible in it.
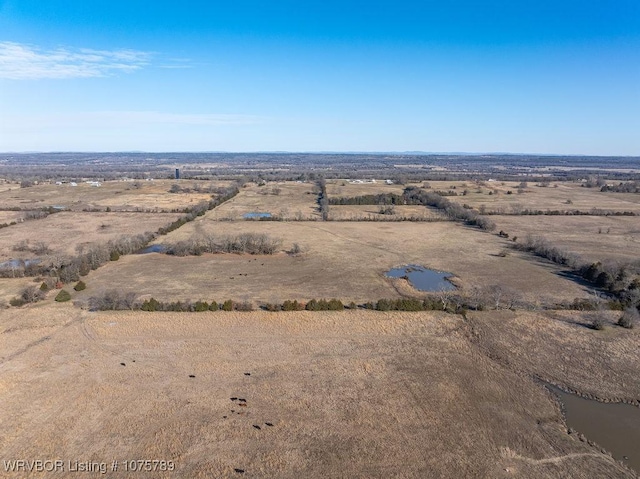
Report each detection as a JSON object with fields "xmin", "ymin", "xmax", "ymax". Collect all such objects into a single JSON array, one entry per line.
[
  {"xmin": 243, "ymin": 212, "xmax": 272, "ymax": 219},
  {"xmin": 385, "ymin": 265, "xmax": 456, "ymax": 292},
  {"xmin": 0, "ymin": 258, "xmax": 41, "ymax": 269},
  {"xmin": 548, "ymin": 384, "xmax": 640, "ymax": 473},
  {"xmin": 136, "ymin": 244, "xmax": 166, "ymax": 254}
]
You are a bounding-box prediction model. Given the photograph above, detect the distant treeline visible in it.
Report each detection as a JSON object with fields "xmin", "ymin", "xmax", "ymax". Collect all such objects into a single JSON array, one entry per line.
[
  {"xmin": 402, "ymin": 187, "xmax": 496, "ymax": 231},
  {"xmin": 316, "ymin": 178, "xmax": 329, "ymax": 220},
  {"xmin": 328, "ymin": 193, "xmax": 421, "ymax": 206},
  {"xmin": 3, "ymin": 152, "xmax": 639, "ymax": 184},
  {"xmin": 482, "ymin": 208, "xmax": 636, "ymax": 216},
  {"xmin": 326, "ymin": 187, "xmax": 495, "ymax": 230},
  {"xmin": 600, "ymin": 181, "xmax": 640, "ymax": 193},
  {"xmin": 165, "ymin": 232, "xmax": 281, "ymax": 256},
  {"xmin": 514, "ymin": 235, "xmax": 640, "ymax": 310}
]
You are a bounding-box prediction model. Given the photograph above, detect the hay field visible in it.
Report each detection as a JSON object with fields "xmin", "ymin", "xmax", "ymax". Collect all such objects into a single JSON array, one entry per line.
[
  {"xmin": 80, "ymin": 221, "xmax": 591, "ymax": 304},
  {"xmin": 326, "ymin": 180, "xmax": 409, "ymax": 198},
  {"xmin": 207, "ymin": 182, "xmax": 320, "ymax": 220},
  {"xmin": 0, "ymin": 180, "xmax": 226, "ymax": 212},
  {"xmin": 445, "ymin": 182, "xmax": 640, "ymax": 213},
  {"xmin": 493, "ymin": 215, "xmax": 640, "ymax": 263},
  {"xmin": 0, "ymin": 304, "xmax": 631, "ymax": 478},
  {"xmin": 0, "ymin": 212, "xmax": 183, "ymax": 262},
  {"xmin": 468, "ymin": 309, "xmax": 640, "ymax": 401}
]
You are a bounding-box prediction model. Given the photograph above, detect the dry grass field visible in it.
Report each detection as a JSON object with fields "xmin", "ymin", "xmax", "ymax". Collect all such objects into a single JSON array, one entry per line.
[
  {"xmin": 0, "ymin": 211, "xmax": 183, "ymax": 262},
  {"xmin": 208, "ymin": 182, "xmax": 320, "ymax": 220},
  {"xmin": 442, "ymin": 181, "xmax": 640, "ymax": 214},
  {"xmin": 0, "ymin": 304, "xmax": 633, "ymax": 478},
  {"xmin": 0, "ymin": 180, "xmax": 228, "ymax": 212},
  {"xmin": 492, "ymin": 215, "xmax": 640, "ymax": 264},
  {"xmin": 78, "ymin": 220, "xmax": 592, "ymax": 305},
  {"xmin": 1, "ymin": 176, "xmax": 639, "ymax": 478},
  {"xmin": 0, "ymin": 277, "xmax": 38, "ymax": 304},
  {"xmin": 326, "ymin": 180, "xmax": 409, "ymax": 197},
  {"xmin": 467, "ymin": 309, "xmax": 640, "ymax": 402}
]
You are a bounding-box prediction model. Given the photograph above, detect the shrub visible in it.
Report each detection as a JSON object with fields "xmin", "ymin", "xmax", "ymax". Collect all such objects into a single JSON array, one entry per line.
[
  {"xmin": 194, "ymin": 300, "xmax": 209, "ymax": 312},
  {"xmin": 55, "ymin": 289, "xmax": 72, "ymax": 302},
  {"xmin": 74, "ymin": 280, "xmax": 86, "ymax": 291},
  {"xmin": 236, "ymin": 301, "xmax": 254, "ymax": 311},
  {"xmin": 222, "ymin": 299, "xmax": 233, "ymax": 311},
  {"xmin": 9, "ymin": 297, "xmax": 26, "ymax": 307},
  {"xmin": 89, "ymin": 290, "xmax": 137, "ymax": 310},
  {"xmin": 376, "ymin": 299, "xmax": 393, "ymax": 311},
  {"xmin": 110, "ymin": 251, "xmax": 120, "ymax": 261},
  {"xmin": 40, "ymin": 282, "xmax": 49, "ymax": 291},
  {"xmin": 141, "ymin": 297, "xmax": 160, "ymax": 312},
  {"xmin": 618, "ymin": 308, "xmax": 638, "ymax": 329},
  {"xmin": 208, "ymin": 301, "xmax": 219, "ymax": 311},
  {"xmin": 591, "ymin": 317, "xmax": 606, "ymax": 330},
  {"xmin": 282, "ymin": 300, "xmax": 303, "ymax": 311},
  {"xmin": 327, "ymin": 299, "xmax": 344, "ymax": 310}
]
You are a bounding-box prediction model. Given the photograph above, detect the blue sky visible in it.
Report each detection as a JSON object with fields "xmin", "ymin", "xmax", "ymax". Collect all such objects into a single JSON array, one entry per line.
[{"xmin": 1, "ymin": 0, "xmax": 639, "ymax": 154}]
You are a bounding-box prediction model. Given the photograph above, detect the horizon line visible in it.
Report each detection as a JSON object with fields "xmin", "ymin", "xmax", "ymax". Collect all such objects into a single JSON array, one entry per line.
[{"xmin": 2, "ymin": 151, "xmax": 639, "ymax": 158}]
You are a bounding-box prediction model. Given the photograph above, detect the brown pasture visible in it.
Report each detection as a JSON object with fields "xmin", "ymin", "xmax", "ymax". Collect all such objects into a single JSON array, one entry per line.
[
  {"xmin": 0, "ymin": 180, "xmax": 228, "ymax": 212},
  {"xmin": 326, "ymin": 180, "xmax": 409, "ymax": 198},
  {"xmin": 443, "ymin": 181, "xmax": 640, "ymax": 213},
  {"xmin": 207, "ymin": 182, "xmax": 320, "ymax": 220},
  {"xmin": 468, "ymin": 309, "xmax": 640, "ymax": 401},
  {"xmin": 492, "ymin": 215, "xmax": 640, "ymax": 264},
  {"xmin": 0, "ymin": 211, "xmax": 183, "ymax": 262},
  {"xmin": 80, "ymin": 220, "xmax": 591, "ymax": 304},
  {"xmin": 0, "ymin": 305, "xmax": 631, "ymax": 478}
]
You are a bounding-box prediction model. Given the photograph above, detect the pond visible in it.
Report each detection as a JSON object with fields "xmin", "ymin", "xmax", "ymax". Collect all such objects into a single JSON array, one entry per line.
[
  {"xmin": 0, "ymin": 259, "xmax": 41, "ymax": 269},
  {"xmin": 385, "ymin": 265, "xmax": 456, "ymax": 292},
  {"xmin": 548, "ymin": 384, "xmax": 640, "ymax": 473},
  {"xmin": 243, "ymin": 212, "xmax": 272, "ymax": 219},
  {"xmin": 136, "ymin": 244, "xmax": 166, "ymax": 254}
]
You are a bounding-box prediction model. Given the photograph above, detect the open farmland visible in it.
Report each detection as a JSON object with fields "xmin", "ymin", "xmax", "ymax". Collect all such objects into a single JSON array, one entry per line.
[
  {"xmin": 0, "ymin": 304, "xmax": 633, "ymax": 478},
  {"xmin": 492, "ymin": 215, "xmax": 640, "ymax": 264},
  {"xmin": 326, "ymin": 180, "xmax": 409, "ymax": 198},
  {"xmin": 0, "ymin": 211, "xmax": 183, "ymax": 262},
  {"xmin": 467, "ymin": 309, "xmax": 640, "ymax": 401},
  {"xmin": 1, "ymin": 155, "xmax": 639, "ymax": 479},
  {"xmin": 443, "ymin": 181, "xmax": 640, "ymax": 214},
  {"xmin": 0, "ymin": 180, "xmax": 229, "ymax": 212},
  {"xmin": 79, "ymin": 220, "xmax": 592, "ymax": 305},
  {"xmin": 207, "ymin": 182, "xmax": 320, "ymax": 220}
]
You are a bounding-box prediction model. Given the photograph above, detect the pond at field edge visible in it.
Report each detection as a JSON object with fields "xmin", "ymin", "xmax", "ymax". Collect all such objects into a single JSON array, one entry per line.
[
  {"xmin": 0, "ymin": 259, "xmax": 41, "ymax": 269},
  {"xmin": 136, "ymin": 244, "xmax": 166, "ymax": 254},
  {"xmin": 547, "ymin": 384, "xmax": 640, "ymax": 473},
  {"xmin": 243, "ymin": 212, "xmax": 272, "ymax": 219},
  {"xmin": 385, "ymin": 265, "xmax": 455, "ymax": 292}
]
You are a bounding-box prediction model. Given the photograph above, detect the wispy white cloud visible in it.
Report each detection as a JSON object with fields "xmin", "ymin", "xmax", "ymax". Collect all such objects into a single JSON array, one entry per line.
[{"xmin": 0, "ymin": 42, "xmax": 152, "ymax": 79}]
